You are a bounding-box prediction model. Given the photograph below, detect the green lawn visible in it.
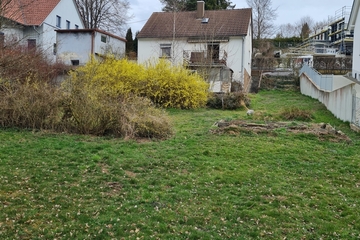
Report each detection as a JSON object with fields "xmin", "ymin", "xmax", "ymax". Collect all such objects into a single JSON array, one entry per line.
[{"xmin": 1, "ymin": 90, "xmax": 360, "ymax": 239}]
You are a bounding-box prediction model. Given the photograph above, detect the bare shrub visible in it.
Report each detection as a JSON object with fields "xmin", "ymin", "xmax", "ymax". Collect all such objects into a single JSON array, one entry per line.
[
  {"xmin": 207, "ymin": 92, "xmax": 251, "ymax": 110},
  {"xmin": 0, "ymin": 79, "xmax": 63, "ymax": 129},
  {"xmin": 0, "ymin": 42, "xmax": 68, "ymax": 84},
  {"xmin": 280, "ymin": 107, "xmax": 313, "ymax": 121},
  {"xmin": 61, "ymin": 68, "xmax": 173, "ymax": 139}
]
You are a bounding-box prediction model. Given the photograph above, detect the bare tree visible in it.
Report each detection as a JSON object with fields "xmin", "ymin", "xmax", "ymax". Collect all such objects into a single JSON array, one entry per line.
[
  {"xmin": 312, "ymin": 19, "xmax": 329, "ymax": 32},
  {"xmin": 160, "ymin": 0, "xmax": 187, "ymax": 12},
  {"xmin": 160, "ymin": 0, "xmax": 235, "ymax": 12},
  {"xmin": 246, "ymin": 0, "xmax": 277, "ymax": 40},
  {"xmin": 295, "ymin": 16, "xmax": 314, "ymax": 37},
  {"xmin": 277, "ymin": 23, "xmax": 297, "ymax": 38},
  {"xmin": 75, "ymin": 0, "xmax": 131, "ymax": 34}
]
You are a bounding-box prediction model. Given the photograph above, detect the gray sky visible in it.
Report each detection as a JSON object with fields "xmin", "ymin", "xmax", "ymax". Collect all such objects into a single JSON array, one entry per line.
[{"xmin": 127, "ymin": 0, "xmax": 354, "ymax": 35}]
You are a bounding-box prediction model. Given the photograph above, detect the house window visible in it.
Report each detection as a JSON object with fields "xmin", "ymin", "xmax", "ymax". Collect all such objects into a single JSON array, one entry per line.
[
  {"xmin": 66, "ymin": 20, "xmax": 70, "ymax": 29},
  {"xmin": 53, "ymin": 43, "xmax": 57, "ymax": 55},
  {"xmin": 101, "ymin": 35, "xmax": 107, "ymax": 43},
  {"xmin": 208, "ymin": 43, "xmax": 220, "ymax": 62},
  {"xmin": 27, "ymin": 39, "xmax": 36, "ymax": 51},
  {"xmin": 56, "ymin": 15, "xmax": 61, "ymax": 28},
  {"xmin": 75, "ymin": 24, "xmax": 79, "ymax": 29},
  {"xmin": 160, "ymin": 43, "xmax": 171, "ymax": 58},
  {"xmin": 71, "ymin": 60, "xmax": 80, "ymax": 66}
]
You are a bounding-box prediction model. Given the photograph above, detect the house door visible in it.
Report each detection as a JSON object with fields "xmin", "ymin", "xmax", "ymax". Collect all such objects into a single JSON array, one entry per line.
[
  {"xmin": 27, "ymin": 39, "xmax": 36, "ymax": 51},
  {"xmin": 208, "ymin": 44, "xmax": 219, "ymax": 63}
]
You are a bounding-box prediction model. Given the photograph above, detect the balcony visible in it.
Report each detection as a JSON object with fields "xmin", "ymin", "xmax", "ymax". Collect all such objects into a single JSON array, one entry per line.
[{"xmin": 183, "ymin": 50, "xmax": 227, "ymax": 66}]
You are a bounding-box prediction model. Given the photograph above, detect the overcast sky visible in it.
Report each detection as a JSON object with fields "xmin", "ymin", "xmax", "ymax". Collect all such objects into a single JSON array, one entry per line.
[{"xmin": 127, "ymin": 0, "xmax": 354, "ymax": 35}]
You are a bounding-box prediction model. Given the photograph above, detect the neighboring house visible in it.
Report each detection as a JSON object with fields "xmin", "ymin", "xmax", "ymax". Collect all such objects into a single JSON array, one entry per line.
[
  {"xmin": 56, "ymin": 29, "xmax": 126, "ymax": 66},
  {"xmin": 349, "ymin": 0, "xmax": 360, "ymax": 80},
  {"xmin": 1, "ymin": 0, "xmax": 84, "ymax": 61},
  {"xmin": 137, "ymin": 1, "xmax": 252, "ymax": 92},
  {"xmin": 294, "ymin": 6, "xmax": 353, "ymax": 56},
  {"xmin": 298, "ymin": 0, "xmax": 360, "ymax": 131}
]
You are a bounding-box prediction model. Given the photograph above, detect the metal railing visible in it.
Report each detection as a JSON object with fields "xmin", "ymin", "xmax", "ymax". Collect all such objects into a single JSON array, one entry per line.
[
  {"xmin": 183, "ymin": 50, "xmax": 227, "ymax": 66},
  {"xmin": 300, "ymin": 64, "xmax": 334, "ymax": 91}
]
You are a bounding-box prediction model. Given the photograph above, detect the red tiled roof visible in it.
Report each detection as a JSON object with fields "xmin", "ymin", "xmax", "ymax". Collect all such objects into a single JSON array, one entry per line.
[
  {"xmin": 3, "ymin": 0, "xmax": 61, "ymax": 26},
  {"xmin": 138, "ymin": 8, "xmax": 252, "ymax": 39}
]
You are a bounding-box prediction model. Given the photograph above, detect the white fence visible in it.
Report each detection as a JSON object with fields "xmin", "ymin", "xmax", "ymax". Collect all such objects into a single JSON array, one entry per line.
[
  {"xmin": 300, "ymin": 65, "xmax": 359, "ymax": 125},
  {"xmin": 299, "ymin": 64, "xmax": 334, "ymax": 92}
]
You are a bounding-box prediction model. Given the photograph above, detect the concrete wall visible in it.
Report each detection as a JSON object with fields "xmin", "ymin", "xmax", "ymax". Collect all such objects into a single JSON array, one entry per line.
[
  {"xmin": 56, "ymin": 31, "xmax": 126, "ymax": 65},
  {"xmin": 300, "ymin": 74, "xmax": 354, "ymax": 122},
  {"xmin": 56, "ymin": 32, "xmax": 92, "ymax": 65}
]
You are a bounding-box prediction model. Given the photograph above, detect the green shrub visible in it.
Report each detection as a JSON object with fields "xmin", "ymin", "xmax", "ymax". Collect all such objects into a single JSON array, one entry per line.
[{"xmin": 207, "ymin": 92, "xmax": 251, "ymax": 110}]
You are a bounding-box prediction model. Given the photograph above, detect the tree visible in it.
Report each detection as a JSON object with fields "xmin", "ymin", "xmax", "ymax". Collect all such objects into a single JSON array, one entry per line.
[
  {"xmin": 295, "ymin": 16, "xmax": 314, "ymax": 37},
  {"xmin": 312, "ymin": 19, "xmax": 328, "ymax": 32},
  {"xmin": 246, "ymin": 0, "xmax": 277, "ymax": 40},
  {"xmin": 277, "ymin": 23, "xmax": 297, "ymax": 38},
  {"xmin": 75, "ymin": 0, "xmax": 131, "ymax": 34},
  {"xmin": 133, "ymin": 31, "xmax": 139, "ymax": 55},
  {"xmin": 300, "ymin": 22, "xmax": 310, "ymax": 39},
  {"xmin": 125, "ymin": 28, "xmax": 134, "ymax": 54},
  {"xmin": 160, "ymin": 0, "xmax": 235, "ymax": 12}
]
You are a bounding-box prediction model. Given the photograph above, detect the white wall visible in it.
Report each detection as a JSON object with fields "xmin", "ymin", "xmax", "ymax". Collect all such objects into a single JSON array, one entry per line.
[
  {"xmin": 57, "ymin": 31, "xmax": 126, "ymax": 65},
  {"xmin": 41, "ymin": 0, "xmax": 84, "ymax": 61},
  {"xmin": 138, "ymin": 35, "xmax": 250, "ymax": 84},
  {"xmin": 56, "ymin": 32, "xmax": 92, "ymax": 65},
  {"xmin": 93, "ymin": 32, "xmax": 126, "ymax": 58},
  {"xmin": 300, "ymin": 74, "xmax": 354, "ymax": 122},
  {"xmin": 353, "ymin": 6, "xmax": 360, "ymax": 79}
]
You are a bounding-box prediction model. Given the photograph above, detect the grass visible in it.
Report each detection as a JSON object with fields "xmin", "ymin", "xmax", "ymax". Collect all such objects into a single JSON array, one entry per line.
[{"xmin": 1, "ymin": 90, "xmax": 360, "ymax": 239}]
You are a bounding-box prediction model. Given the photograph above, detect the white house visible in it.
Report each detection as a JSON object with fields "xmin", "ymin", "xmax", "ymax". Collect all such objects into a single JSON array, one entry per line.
[
  {"xmin": 1, "ymin": 0, "xmax": 84, "ymax": 61},
  {"xmin": 349, "ymin": 0, "xmax": 360, "ymax": 79},
  {"xmin": 56, "ymin": 29, "xmax": 126, "ymax": 66},
  {"xmin": 137, "ymin": 1, "xmax": 252, "ymax": 92}
]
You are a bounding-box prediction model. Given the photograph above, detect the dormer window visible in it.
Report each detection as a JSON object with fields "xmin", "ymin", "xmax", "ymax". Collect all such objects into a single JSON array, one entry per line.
[
  {"xmin": 56, "ymin": 15, "xmax": 61, "ymax": 28},
  {"xmin": 201, "ymin": 18, "xmax": 209, "ymax": 24}
]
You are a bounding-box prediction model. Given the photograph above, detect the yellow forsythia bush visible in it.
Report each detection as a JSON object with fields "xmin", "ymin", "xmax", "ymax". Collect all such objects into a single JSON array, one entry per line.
[
  {"xmin": 68, "ymin": 57, "xmax": 209, "ymax": 109},
  {"xmin": 144, "ymin": 59, "xmax": 209, "ymax": 108}
]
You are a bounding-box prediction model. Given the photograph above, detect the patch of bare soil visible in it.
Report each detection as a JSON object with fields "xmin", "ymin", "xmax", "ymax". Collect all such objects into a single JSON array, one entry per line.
[{"xmin": 211, "ymin": 120, "xmax": 351, "ymax": 143}]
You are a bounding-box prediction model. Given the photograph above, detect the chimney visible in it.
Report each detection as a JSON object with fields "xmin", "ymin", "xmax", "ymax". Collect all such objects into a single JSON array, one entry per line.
[{"xmin": 197, "ymin": 1, "xmax": 205, "ymax": 19}]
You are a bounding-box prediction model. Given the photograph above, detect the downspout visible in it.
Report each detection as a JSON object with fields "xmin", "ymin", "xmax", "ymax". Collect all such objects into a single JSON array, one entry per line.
[
  {"xmin": 33, "ymin": 26, "xmax": 41, "ymax": 35},
  {"xmin": 91, "ymin": 30, "xmax": 95, "ymax": 56},
  {"xmin": 241, "ymin": 36, "xmax": 244, "ymax": 83}
]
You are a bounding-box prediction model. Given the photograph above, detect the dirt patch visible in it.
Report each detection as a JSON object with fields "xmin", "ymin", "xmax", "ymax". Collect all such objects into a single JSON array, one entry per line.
[{"xmin": 211, "ymin": 120, "xmax": 351, "ymax": 143}]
